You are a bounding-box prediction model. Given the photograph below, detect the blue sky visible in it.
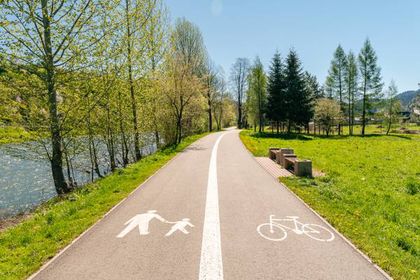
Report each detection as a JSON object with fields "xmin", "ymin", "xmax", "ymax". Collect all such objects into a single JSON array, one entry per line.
[{"xmin": 166, "ymin": 0, "xmax": 420, "ymax": 92}]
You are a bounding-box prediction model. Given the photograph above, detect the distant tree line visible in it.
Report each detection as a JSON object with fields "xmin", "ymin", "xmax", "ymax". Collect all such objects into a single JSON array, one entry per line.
[
  {"xmin": 325, "ymin": 39, "xmax": 384, "ymax": 136},
  {"xmin": 230, "ymin": 50, "xmax": 319, "ymax": 134},
  {"xmin": 229, "ymin": 39, "xmax": 406, "ymax": 137}
]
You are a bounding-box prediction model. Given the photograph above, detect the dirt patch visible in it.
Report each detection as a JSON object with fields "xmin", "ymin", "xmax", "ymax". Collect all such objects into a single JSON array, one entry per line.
[{"xmin": 0, "ymin": 213, "xmax": 32, "ymax": 232}]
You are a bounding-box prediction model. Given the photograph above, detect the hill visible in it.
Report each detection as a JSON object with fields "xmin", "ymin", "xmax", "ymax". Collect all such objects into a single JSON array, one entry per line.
[{"xmin": 396, "ymin": 90, "xmax": 420, "ymax": 109}]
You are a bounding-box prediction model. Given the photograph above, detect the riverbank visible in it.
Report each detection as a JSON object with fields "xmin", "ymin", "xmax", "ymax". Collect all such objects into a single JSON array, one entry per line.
[
  {"xmin": 240, "ymin": 130, "xmax": 419, "ymax": 279},
  {"xmin": 0, "ymin": 126, "xmax": 36, "ymax": 145},
  {"xmin": 0, "ymin": 132, "xmax": 208, "ymax": 280}
]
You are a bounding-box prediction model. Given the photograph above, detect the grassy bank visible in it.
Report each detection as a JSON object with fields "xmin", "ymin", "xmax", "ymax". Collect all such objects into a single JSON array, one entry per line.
[
  {"xmin": 240, "ymin": 130, "xmax": 419, "ymax": 279},
  {"xmin": 0, "ymin": 126, "xmax": 36, "ymax": 145},
  {"xmin": 0, "ymin": 132, "xmax": 208, "ymax": 280}
]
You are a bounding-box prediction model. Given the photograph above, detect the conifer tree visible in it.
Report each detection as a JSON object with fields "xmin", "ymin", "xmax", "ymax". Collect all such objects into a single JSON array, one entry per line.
[
  {"xmin": 358, "ymin": 39, "xmax": 383, "ymax": 135},
  {"xmin": 344, "ymin": 51, "xmax": 358, "ymax": 135},
  {"xmin": 284, "ymin": 50, "xmax": 312, "ymax": 132},
  {"xmin": 266, "ymin": 52, "xmax": 286, "ymax": 133},
  {"xmin": 326, "ymin": 45, "xmax": 347, "ymax": 135}
]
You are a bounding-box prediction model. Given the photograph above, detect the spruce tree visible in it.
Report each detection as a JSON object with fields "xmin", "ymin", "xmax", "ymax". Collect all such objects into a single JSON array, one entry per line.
[
  {"xmin": 285, "ymin": 50, "xmax": 312, "ymax": 133},
  {"xmin": 358, "ymin": 39, "xmax": 383, "ymax": 135},
  {"xmin": 266, "ymin": 52, "xmax": 286, "ymax": 133}
]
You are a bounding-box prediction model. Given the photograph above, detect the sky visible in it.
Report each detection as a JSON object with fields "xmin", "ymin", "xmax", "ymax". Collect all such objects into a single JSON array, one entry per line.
[{"xmin": 166, "ymin": 0, "xmax": 420, "ymax": 92}]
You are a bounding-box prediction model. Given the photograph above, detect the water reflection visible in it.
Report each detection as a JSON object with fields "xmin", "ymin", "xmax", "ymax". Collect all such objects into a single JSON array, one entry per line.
[{"xmin": 0, "ymin": 135, "xmax": 156, "ymax": 219}]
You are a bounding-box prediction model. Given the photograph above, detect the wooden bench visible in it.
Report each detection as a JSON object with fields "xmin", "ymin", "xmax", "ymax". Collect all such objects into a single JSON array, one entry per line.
[
  {"xmin": 285, "ymin": 157, "xmax": 312, "ymax": 177},
  {"xmin": 268, "ymin": 147, "xmax": 313, "ymax": 177},
  {"xmin": 274, "ymin": 148, "xmax": 294, "ymax": 165},
  {"xmin": 268, "ymin": 147, "xmax": 280, "ymax": 160}
]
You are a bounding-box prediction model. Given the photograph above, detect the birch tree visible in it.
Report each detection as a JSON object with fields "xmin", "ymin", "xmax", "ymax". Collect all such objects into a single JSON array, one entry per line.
[
  {"xmin": 0, "ymin": 0, "xmax": 105, "ymax": 194},
  {"xmin": 230, "ymin": 58, "xmax": 250, "ymax": 129}
]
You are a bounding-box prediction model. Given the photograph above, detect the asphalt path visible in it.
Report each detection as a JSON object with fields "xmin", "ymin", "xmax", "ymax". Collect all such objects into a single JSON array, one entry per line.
[{"xmin": 30, "ymin": 130, "xmax": 389, "ymax": 280}]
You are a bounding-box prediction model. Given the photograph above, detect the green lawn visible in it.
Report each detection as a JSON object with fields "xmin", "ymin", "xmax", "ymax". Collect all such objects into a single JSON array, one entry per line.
[
  {"xmin": 0, "ymin": 133, "xmax": 208, "ymax": 280},
  {"xmin": 0, "ymin": 126, "xmax": 36, "ymax": 145},
  {"xmin": 240, "ymin": 130, "xmax": 420, "ymax": 280}
]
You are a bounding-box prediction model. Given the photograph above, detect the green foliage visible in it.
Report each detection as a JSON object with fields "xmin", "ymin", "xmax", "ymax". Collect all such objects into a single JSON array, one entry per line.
[
  {"xmin": 230, "ymin": 57, "xmax": 250, "ymax": 129},
  {"xmin": 0, "ymin": 126, "xmax": 35, "ymax": 145},
  {"xmin": 358, "ymin": 39, "xmax": 384, "ymax": 135},
  {"xmin": 0, "ymin": 133, "xmax": 208, "ymax": 280},
  {"xmin": 240, "ymin": 130, "xmax": 420, "ymax": 279},
  {"xmin": 266, "ymin": 52, "xmax": 287, "ymax": 123},
  {"xmin": 314, "ymin": 98, "xmax": 342, "ymax": 136},
  {"xmin": 285, "ymin": 50, "xmax": 313, "ymax": 129},
  {"xmin": 246, "ymin": 57, "xmax": 267, "ymax": 132},
  {"xmin": 267, "ymin": 52, "xmax": 287, "ymax": 121},
  {"xmin": 325, "ymin": 45, "xmax": 347, "ymax": 104}
]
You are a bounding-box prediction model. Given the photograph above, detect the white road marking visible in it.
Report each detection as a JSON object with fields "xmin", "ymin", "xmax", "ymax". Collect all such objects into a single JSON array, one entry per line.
[
  {"xmin": 257, "ymin": 215, "xmax": 335, "ymax": 242},
  {"xmin": 116, "ymin": 210, "xmax": 166, "ymax": 238},
  {"xmin": 199, "ymin": 133, "xmax": 226, "ymax": 280},
  {"xmin": 116, "ymin": 210, "xmax": 193, "ymax": 238}
]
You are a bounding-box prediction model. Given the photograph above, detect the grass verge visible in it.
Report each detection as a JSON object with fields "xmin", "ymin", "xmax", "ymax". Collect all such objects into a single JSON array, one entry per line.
[
  {"xmin": 240, "ymin": 130, "xmax": 419, "ymax": 280},
  {"xmin": 0, "ymin": 132, "xmax": 208, "ymax": 280}
]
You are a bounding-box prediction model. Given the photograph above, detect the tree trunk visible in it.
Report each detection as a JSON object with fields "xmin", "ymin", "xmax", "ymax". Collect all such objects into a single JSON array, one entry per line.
[
  {"xmin": 386, "ymin": 121, "xmax": 391, "ymax": 135},
  {"xmin": 105, "ymin": 92, "xmax": 116, "ymax": 171},
  {"xmin": 117, "ymin": 90, "xmax": 129, "ymax": 166},
  {"xmin": 64, "ymin": 148, "xmax": 75, "ymax": 188},
  {"xmin": 208, "ymin": 107, "xmax": 213, "ymax": 132},
  {"xmin": 361, "ymin": 74, "xmax": 367, "ymax": 136},
  {"xmin": 176, "ymin": 107, "xmax": 183, "ymax": 144},
  {"xmin": 237, "ymin": 103, "xmax": 242, "ymax": 129},
  {"xmin": 208, "ymin": 91, "xmax": 213, "ymax": 132},
  {"xmin": 125, "ymin": 0, "xmax": 141, "ymax": 161},
  {"xmin": 338, "ymin": 77, "xmax": 342, "ymax": 135},
  {"xmin": 41, "ymin": 0, "xmax": 69, "ymax": 194}
]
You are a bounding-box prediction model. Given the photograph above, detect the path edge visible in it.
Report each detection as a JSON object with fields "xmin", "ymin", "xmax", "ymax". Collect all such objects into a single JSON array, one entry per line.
[{"xmin": 27, "ymin": 133, "xmax": 212, "ymax": 280}]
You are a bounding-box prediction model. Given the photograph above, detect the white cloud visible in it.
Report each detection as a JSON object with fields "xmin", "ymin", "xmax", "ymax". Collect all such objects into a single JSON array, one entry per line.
[{"xmin": 211, "ymin": 0, "xmax": 223, "ymax": 16}]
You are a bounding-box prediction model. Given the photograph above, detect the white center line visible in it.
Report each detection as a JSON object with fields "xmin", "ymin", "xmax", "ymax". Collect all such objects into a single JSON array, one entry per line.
[{"xmin": 199, "ymin": 133, "xmax": 226, "ymax": 280}]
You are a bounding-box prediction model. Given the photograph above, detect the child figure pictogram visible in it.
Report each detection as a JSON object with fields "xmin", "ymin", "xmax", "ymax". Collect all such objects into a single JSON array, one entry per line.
[{"xmin": 165, "ymin": 218, "xmax": 195, "ymax": 237}]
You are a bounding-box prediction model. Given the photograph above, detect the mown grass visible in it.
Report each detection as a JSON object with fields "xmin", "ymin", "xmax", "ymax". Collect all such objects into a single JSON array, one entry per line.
[
  {"xmin": 0, "ymin": 132, "xmax": 208, "ymax": 280},
  {"xmin": 0, "ymin": 126, "xmax": 36, "ymax": 145},
  {"xmin": 240, "ymin": 129, "xmax": 420, "ymax": 280}
]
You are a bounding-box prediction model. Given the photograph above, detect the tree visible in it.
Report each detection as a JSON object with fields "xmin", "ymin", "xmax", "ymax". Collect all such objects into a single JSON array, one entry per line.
[
  {"xmin": 383, "ymin": 81, "xmax": 401, "ymax": 135},
  {"xmin": 304, "ymin": 71, "xmax": 323, "ymax": 99},
  {"xmin": 122, "ymin": 0, "xmax": 158, "ymax": 161},
  {"xmin": 358, "ymin": 39, "xmax": 383, "ymax": 136},
  {"xmin": 409, "ymin": 93, "xmax": 420, "ymax": 123},
  {"xmin": 344, "ymin": 51, "xmax": 358, "ymax": 135},
  {"xmin": 314, "ymin": 98, "xmax": 342, "ymax": 136},
  {"xmin": 163, "ymin": 18, "xmax": 206, "ymax": 144},
  {"xmin": 203, "ymin": 60, "xmax": 222, "ymax": 132},
  {"xmin": 247, "ymin": 57, "xmax": 267, "ymax": 133},
  {"xmin": 326, "ymin": 45, "xmax": 347, "ymax": 135},
  {"xmin": 230, "ymin": 58, "xmax": 250, "ymax": 129},
  {"xmin": 266, "ymin": 52, "xmax": 287, "ymax": 133},
  {"xmin": 284, "ymin": 50, "xmax": 312, "ymax": 132},
  {"xmin": 142, "ymin": 0, "xmax": 169, "ymax": 148},
  {"xmin": 0, "ymin": 0, "xmax": 104, "ymax": 194}
]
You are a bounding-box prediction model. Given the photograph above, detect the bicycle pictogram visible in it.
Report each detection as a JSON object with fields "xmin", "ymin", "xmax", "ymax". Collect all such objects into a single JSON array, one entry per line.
[{"xmin": 257, "ymin": 215, "xmax": 335, "ymax": 242}]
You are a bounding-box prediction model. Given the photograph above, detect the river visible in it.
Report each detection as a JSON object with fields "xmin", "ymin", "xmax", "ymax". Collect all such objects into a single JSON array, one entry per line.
[{"xmin": 0, "ymin": 136, "xmax": 156, "ymax": 219}]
